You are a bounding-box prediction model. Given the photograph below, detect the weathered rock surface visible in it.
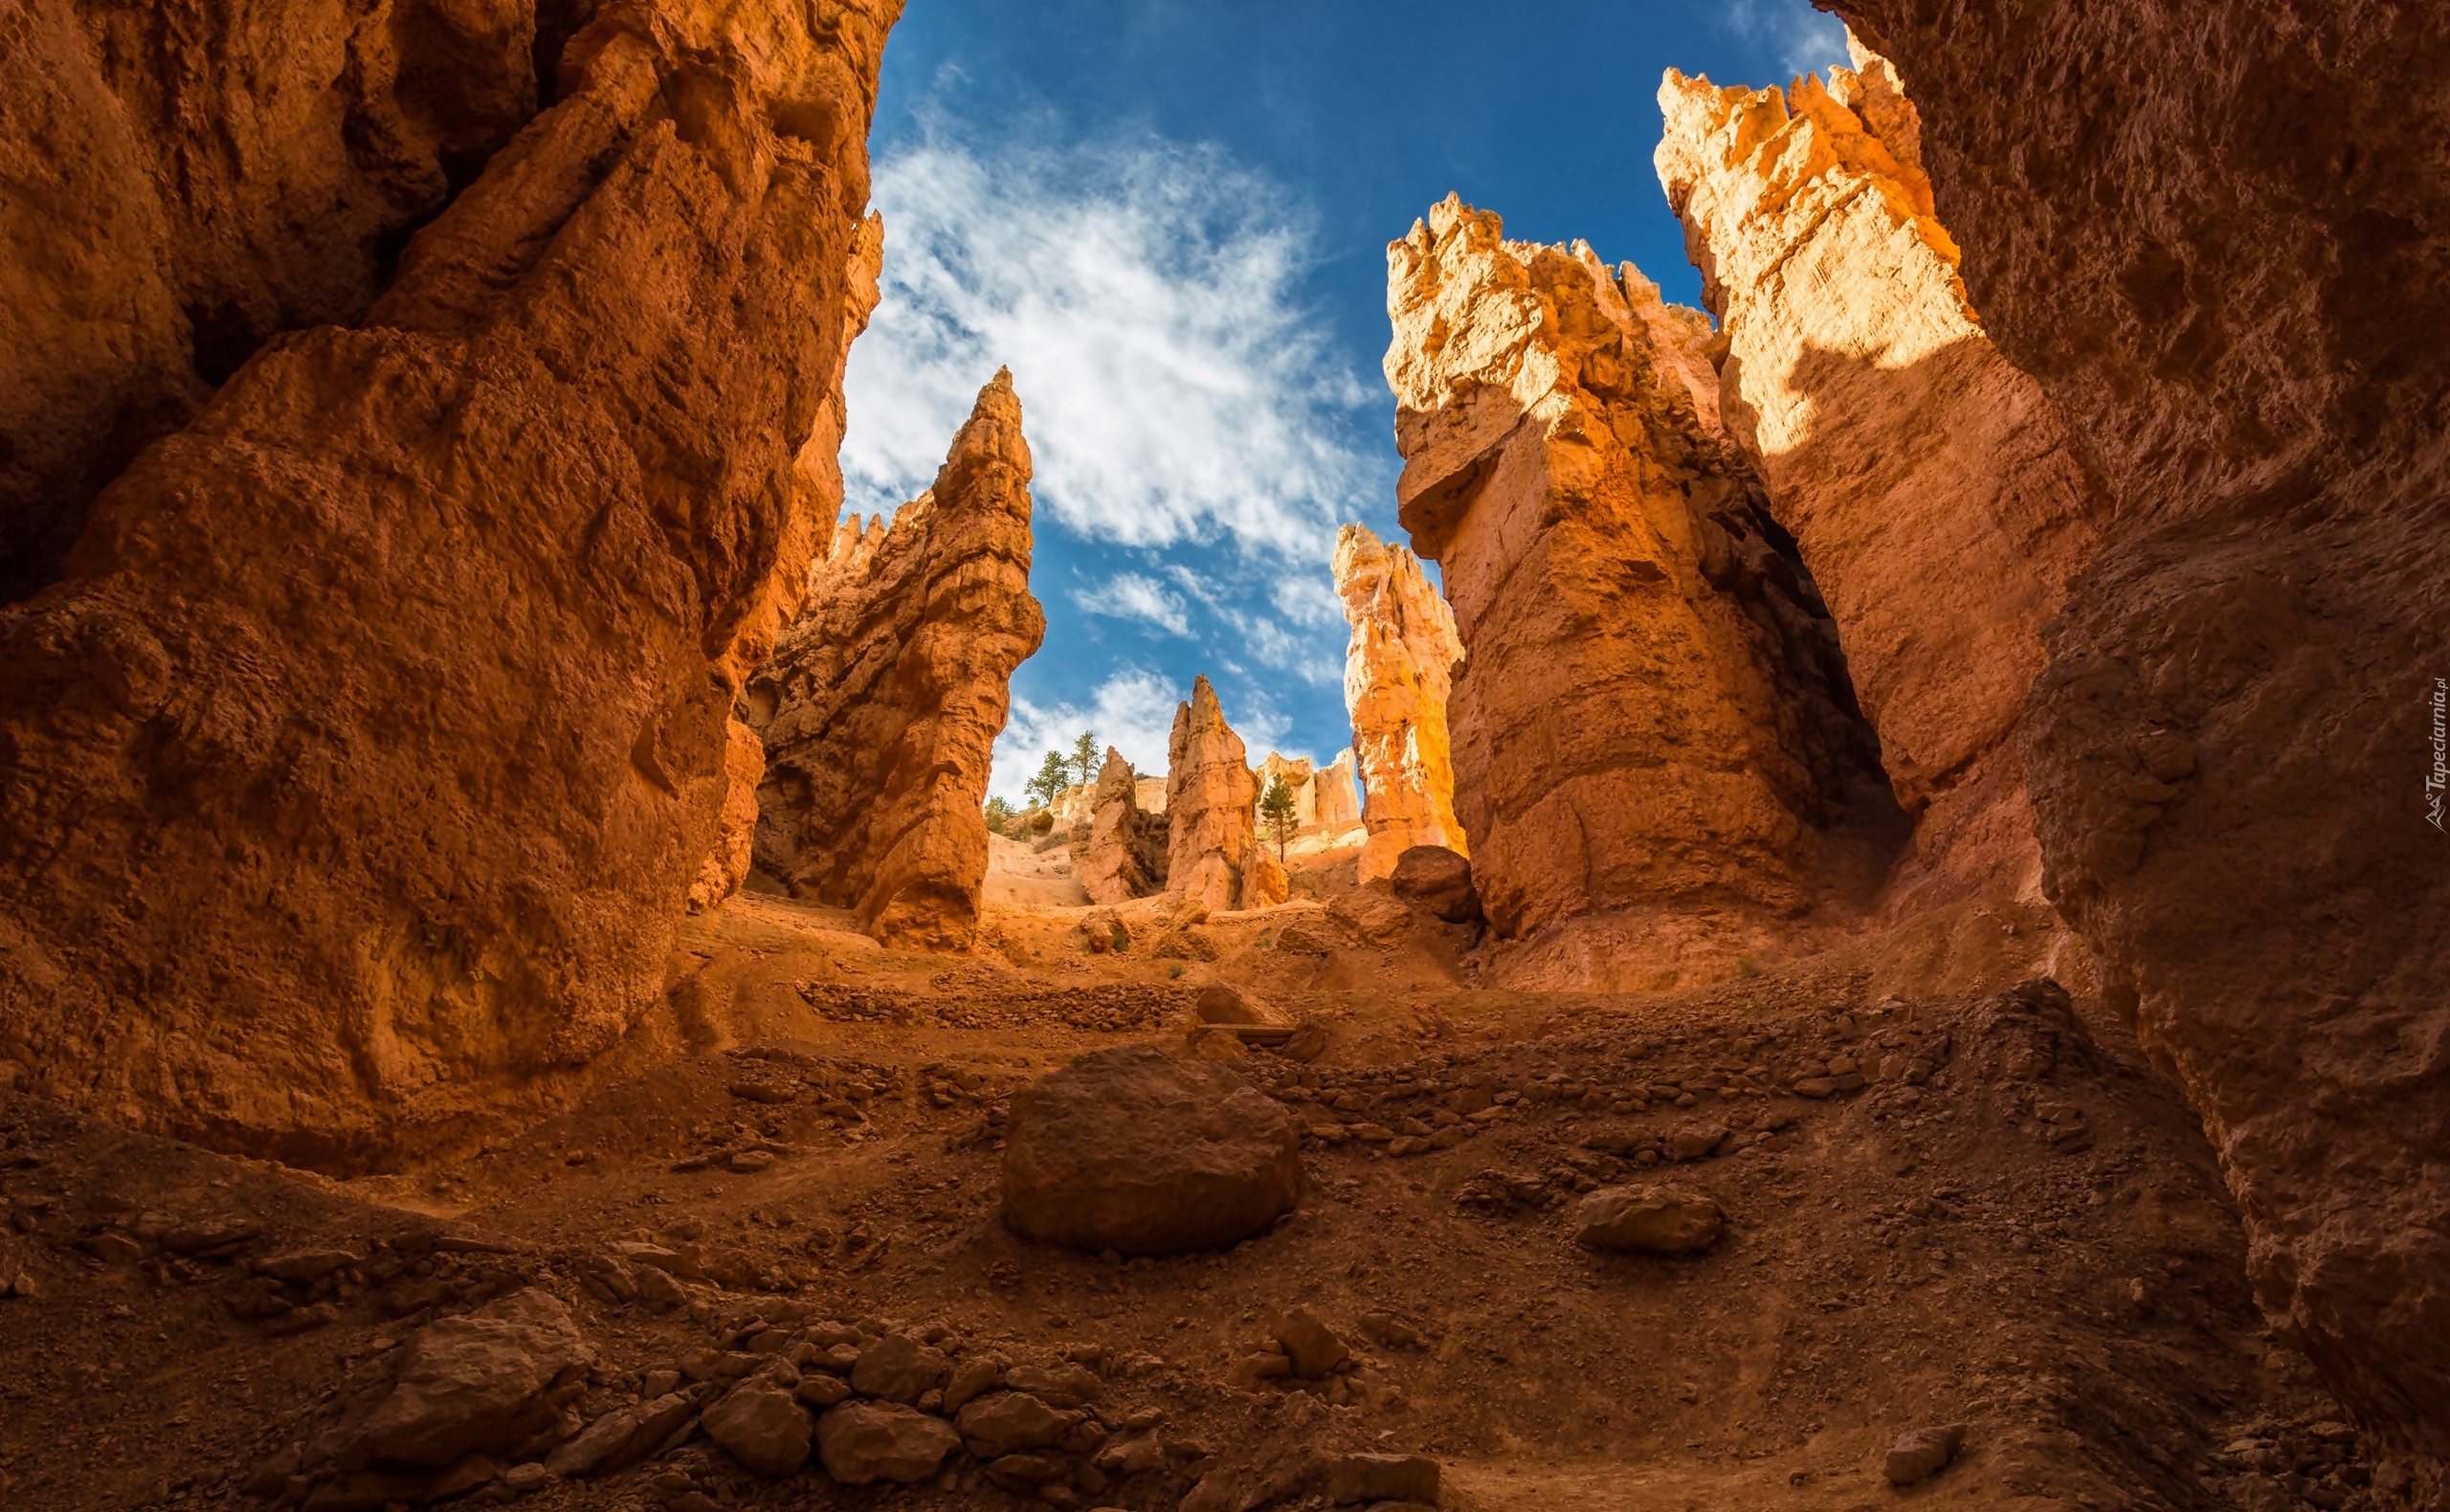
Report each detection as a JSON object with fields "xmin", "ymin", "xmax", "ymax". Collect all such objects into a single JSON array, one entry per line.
[
  {"xmin": 688, "ymin": 720, "xmax": 769, "ymax": 914},
  {"xmin": 348, "ymin": 1292, "xmax": 587, "ymax": 1467},
  {"xmin": 747, "ymin": 370, "xmax": 1046, "ymax": 951},
  {"xmin": 1078, "ymin": 748, "xmax": 1168, "ymax": 904},
  {"xmin": 1883, "ymin": 1424, "xmax": 1965, "ymax": 1486},
  {"xmin": 1000, "ymin": 1044, "xmax": 1302, "ymax": 1256},
  {"xmin": 1830, "ymin": 0, "xmax": 2450, "ymax": 1465},
  {"xmin": 1238, "ymin": 841, "xmax": 1291, "ymax": 910},
  {"xmin": 1655, "ymin": 50, "xmax": 2108, "ymax": 909},
  {"xmin": 1389, "ymin": 845, "xmax": 1481, "ymax": 924},
  {"xmin": 1333, "ymin": 524, "xmax": 1467, "ymax": 883},
  {"xmin": 702, "ymin": 1378, "xmax": 813, "ymax": 1477},
  {"xmin": 0, "ymin": 0, "xmax": 902, "ymax": 1167},
  {"xmin": 0, "ymin": 0, "xmax": 543, "ymax": 603},
  {"xmin": 1314, "ymin": 748, "xmax": 1363, "ymax": 832},
  {"xmin": 1165, "ymin": 677, "xmax": 1259, "ymax": 912},
  {"xmin": 814, "ymin": 1400, "xmax": 962, "ymax": 1485},
  {"xmin": 1572, "ymin": 1186, "xmax": 1725, "ymax": 1255},
  {"xmin": 1383, "ymin": 196, "xmax": 1890, "ymax": 938}
]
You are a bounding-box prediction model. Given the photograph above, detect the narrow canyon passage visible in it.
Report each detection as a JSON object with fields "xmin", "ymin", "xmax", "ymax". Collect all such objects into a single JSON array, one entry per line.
[{"xmin": 0, "ymin": 1, "xmax": 2440, "ymax": 1510}]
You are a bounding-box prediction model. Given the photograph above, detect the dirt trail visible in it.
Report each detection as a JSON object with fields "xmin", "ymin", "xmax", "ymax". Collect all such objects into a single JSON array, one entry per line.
[{"xmin": 0, "ymin": 885, "xmax": 2381, "ymax": 1511}]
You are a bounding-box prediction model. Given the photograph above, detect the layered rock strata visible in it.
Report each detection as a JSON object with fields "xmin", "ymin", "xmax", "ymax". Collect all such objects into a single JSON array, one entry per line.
[
  {"xmin": 1383, "ymin": 196, "xmax": 1888, "ymax": 937},
  {"xmin": 0, "ymin": 0, "xmax": 903, "ymax": 1167},
  {"xmin": 1165, "ymin": 677, "xmax": 1259, "ymax": 912},
  {"xmin": 1655, "ymin": 47, "xmax": 2107, "ymax": 907},
  {"xmin": 747, "ymin": 370, "xmax": 1045, "ymax": 951},
  {"xmin": 1829, "ymin": 0, "xmax": 2450, "ymax": 1467},
  {"xmin": 1333, "ymin": 524, "xmax": 1467, "ymax": 882},
  {"xmin": 1314, "ymin": 748, "xmax": 1363, "ymax": 832},
  {"xmin": 1078, "ymin": 748, "xmax": 1168, "ymax": 905}
]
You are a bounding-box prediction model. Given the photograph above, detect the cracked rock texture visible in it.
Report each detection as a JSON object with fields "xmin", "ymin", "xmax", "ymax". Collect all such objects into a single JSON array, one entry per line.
[
  {"xmin": 1655, "ymin": 43, "xmax": 2108, "ymax": 911},
  {"xmin": 1832, "ymin": 0, "xmax": 2450, "ymax": 1471},
  {"xmin": 1382, "ymin": 196, "xmax": 1889, "ymax": 939},
  {"xmin": 747, "ymin": 370, "xmax": 1045, "ymax": 953},
  {"xmin": 0, "ymin": 0, "xmax": 904, "ymax": 1169},
  {"xmin": 1333, "ymin": 523, "xmax": 1466, "ymax": 883},
  {"xmin": 1078, "ymin": 747, "xmax": 1168, "ymax": 905},
  {"xmin": 1165, "ymin": 677, "xmax": 1259, "ymax": 913}
]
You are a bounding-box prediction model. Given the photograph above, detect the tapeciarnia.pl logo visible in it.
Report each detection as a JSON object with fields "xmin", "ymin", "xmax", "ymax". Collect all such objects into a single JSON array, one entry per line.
[{"xmin": 2429, "ymin": 677, "xmax": 2446, "ymax": 833}]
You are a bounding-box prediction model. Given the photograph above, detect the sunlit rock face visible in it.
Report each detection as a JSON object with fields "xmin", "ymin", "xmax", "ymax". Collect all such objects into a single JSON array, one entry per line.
[
  {"xmin": 749, "ymin": 370, "xmax": 1045, "ymax": 953},
  {"xmin": 0, "ymin": 0, "xmax": 905, "ymax": 1170},
  {"xmin": 1314, "ymin": 748, "xmax": 1363, "ymax": 833},
  {"xmin": 1655, "ymin": 44, "xmax": 2108, "ymax": 911},
  {"xmin": 1165, "ymin": 676, "xmax": 1258, "ymax": 912},
  {"xmin": 1333, "ymin": 523, "xmax": 1466, "ymax": 884},
  {"xmin": 1830, "ymin": 0, "xmax": 2450, "ymax": 1468},
  {"xmin": 1382, "ymin": 195, "xmax": 1887, "ymax": 939},
  {"xmin": 1079, "ymin": 747, "xmax": 1168, "ymax": 905}
]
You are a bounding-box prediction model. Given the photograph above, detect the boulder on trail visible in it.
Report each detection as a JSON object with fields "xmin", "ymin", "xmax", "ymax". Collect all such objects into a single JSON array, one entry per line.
[
  {"xmin": 346, "ymin": 1290, "xmax": 587, "ymax": 1466},
  {"xmin": 815, "ymin": 1400, "xmax": 962, "ymax": 1485},
  {"xmin": 1884, "ymin": 1424, "xmax": 1966, "ymax": 1485},
  {"xmin": 702, "ymin": 1378, "xmax": 812, "ymax": 1477},
  {"xmin": 1000, "ymin": 1044, "xmax": 1303, "ymax": 1256},
  {"xmin": 1572, "ymin": 1186, "xmax": 1725, "ymax": 1255},
  {"xmin": 1389, "ymin": 845, "xmax": 1481, "ymax": 923}
]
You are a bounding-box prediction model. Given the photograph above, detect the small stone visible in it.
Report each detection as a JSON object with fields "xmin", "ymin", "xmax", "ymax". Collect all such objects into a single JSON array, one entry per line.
[
  {"xmin": 816, "ymin": 1401, "xmax": 963, "ymax": 1485},
  {"xmin": 729, "ymin": 1150, "xmax": 777, "ymax": 1174},
  {"xmin": 1667, "ymin": 1123, "xmax": 1729, "ymax": 1162},
  {"xmin": 729, "ymin": 1079, "xmax": 798, "ymax": 1104},
  {"xmin": 256, "ymin": 1249, "xmax": 364, "ymax": 1282},
  {"xmin": 1572, "ymin": 1186, "xmax": 1725, "ymax": 1255},
  {"xmin": 1883, "ymin": 1425, "xmax": 1965, "ymax": 1485},
  {"xmin": 1326, "ymin": 1452, "xmax": 1440, "ymax": 1503},
  {"xmin": 942, "ymin": 1353, "xmax": 1005, "ymax": 1414},
  {"xmin": 1002, "ymin": 1362, "xmax": 1102, "ymax": 1409},
  {"xmin": 501, "ymin": 1461, "xmax": 549, "ymax": 1492},
  {"xmin": 78, "ymin": 1232, "xmax": 145, "ymax": 1265},
  {"xmin": 1194, "ymin": 986, "xmax": 1264, "ymax": 1024},
  {"xmin": 958, "ymin": 1391, "xmax": 1075, "ymax": 1457},
  {"xmin": 850, "ymin": 1335, "xmax": 947, "ymax": 1405},
  {"xmin": 702, "ymin": 1379, "xmax": 812, "ymax": 1477},
  {"xmin": 1272, "ymin": 1307, "xmax": 1349, "ymax": 1379}
]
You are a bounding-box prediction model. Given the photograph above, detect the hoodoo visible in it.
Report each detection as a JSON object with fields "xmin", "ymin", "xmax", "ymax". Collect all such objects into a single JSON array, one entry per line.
[
  {"xmin": 1655, "ymin": 45, "xmax": 2106, "ymax": 908},
  {"xmin": 1382, "ymin": 196, "xmax": 1888, "ymax": 938},
  {"xmin": 747, "ymin": 369, "xmax": 1046, "ymax": 952},
  {"xmin": 1078, "ymin": 747, "xmax": 1168, "ymax": 904},
  {"xmin": 0, "ymin": 0, "xmax": 902, "ymax": 1167},
  {"xmin": 1332, "ymin": 523, "xmax": 1467, "ymax": 883},
  {"xmin": 1164, "ymin": 676, "xmax": 1260, "ymax": 912}
]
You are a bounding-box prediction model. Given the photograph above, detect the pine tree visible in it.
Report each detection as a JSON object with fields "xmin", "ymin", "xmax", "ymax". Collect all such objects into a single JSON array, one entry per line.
[
  {"xmin": 1071, "ymin": 729, "xmax": 1100, "ymax": 787},
  {"xmin": 1258, "ymin": 774, "xmax": 1300, "ymax": 862}
]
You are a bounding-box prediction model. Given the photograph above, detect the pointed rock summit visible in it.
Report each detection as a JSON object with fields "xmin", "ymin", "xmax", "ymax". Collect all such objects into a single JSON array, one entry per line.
[
  {"xmin": 1383, "ymin": 195, "xmax": 1888, "ymax": 936},
  {"xmin": 1165, "ymin": 676, "xmax": 1259, "ymax": 912},
  {"xmin": 1333, "ymin": 523, "xmax": 1467, "ymax": 883},
  {"xmin": 747, "ymin": 369, "xmax": 1046, "ymax": 951},
  {"xmin": 1079, "ymin": 747, "xmax": 1168, "ymax": 904}
]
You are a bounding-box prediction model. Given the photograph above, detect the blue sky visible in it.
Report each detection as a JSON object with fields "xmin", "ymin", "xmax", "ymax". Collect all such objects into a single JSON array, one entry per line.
[{"xmin": 838, "ymin": 0, "xmax": 1853, "ymax": 801}]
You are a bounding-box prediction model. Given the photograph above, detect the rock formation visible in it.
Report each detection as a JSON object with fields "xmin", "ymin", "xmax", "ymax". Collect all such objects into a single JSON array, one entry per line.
[
  {"xmin": 1827, "ymin": 0, "xmax": 2450, "ymax": 1469},
  {"xmin": 1314, "ymin": 748, "xmax": 1363, "ymax": 832},
  {"xmin": 1165, "ymin": 676, "xmax": 1258, "ymax": 912},
  {"xmin": 0, "ymin": 0, "xmax": 903, "ymax": 1167},
  {"xmin": 1077, "ymin": 748, "xmax": 1168, "ymax": 905},
  {"xmin": 1252, "ymin": 752, "xmax": 1319, "ymax": 832},
  {"xmin": 1655, "ymin": 48, "xmax": 2108, "ymax": 908},
  {"xmin": 1382, "ymin": 197, "xmax": 1890, "ymax": 937},
  {"xmin": 746, "ymin": 370, "xmax": 1046, "ymax": 951},
  {"xmin": 1332, "ymin": 524, "xmax": 1466, "ymax": 883}
]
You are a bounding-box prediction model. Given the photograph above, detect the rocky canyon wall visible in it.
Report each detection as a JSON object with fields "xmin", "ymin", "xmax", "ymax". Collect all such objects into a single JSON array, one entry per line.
[
  {"xmin": 747, "ymin": 370, "xmax": 1045, "ymax": 952},
  {"xmin": 1165, "ymin": 676, "xmax": 1259, "ymax": 912},
  {"xmin": 1655, "ymin": 48, "xmax": 2109, "ymax": 909},
  {"xmin": 1829, "ymin": 0, "xmax": 2450, "ymax": 1470},
  {"xmin": 1332, "ymin": 523, "xmax": 1467, "ymax": 883},
  {"xmin": 0, "ymin": 0, "xmax": 904, "ymax": 1169},
  {"xmin": 1383, "ymin": 196, "xmax": 1890, "ymax": 938},
  {"xmin": 1078, "ymin": 747, "xmax": 1168, "ymax": 905}
]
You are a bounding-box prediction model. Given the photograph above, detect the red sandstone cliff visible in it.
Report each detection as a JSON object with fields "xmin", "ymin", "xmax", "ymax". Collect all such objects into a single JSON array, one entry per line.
[
  {"xmin": 1655, "ymin": 47, "xmax": 2109, "ymax": 910},
  {"xmin": 0, "ymin": 0, "xmax": 904, "ymax": 1168},
  {"xmin": 747, "ymin": 370, "xmax": 1046, "ymax": 952},
  {"xmin": 1831, "ymin": 0, "xmax": 2450, "ymax": 1472},
  {"xmin": 1383, "ymin": 195, "xmax": 1890, "ymax": 939}
]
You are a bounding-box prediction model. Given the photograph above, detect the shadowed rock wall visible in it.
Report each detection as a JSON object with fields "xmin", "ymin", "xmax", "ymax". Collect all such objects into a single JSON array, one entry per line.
[
  {"xmin": 748, "ymin": 370, "xmax": 1045, "ymax": 952},
  {"xmin": 1831, "ymin": 0, "xmax": 2450, "ymax": 1470},
  {"xmin": 1333, "ymin": 523, "xmax": 1467, "ymax": 884},
  {"xmin": 0, "ymin": 0, "xmax": 905, "ymax": 1168},
  {"xmin": 1383, "ymin": 195, "xmax": 1890, "ymax": 938}
]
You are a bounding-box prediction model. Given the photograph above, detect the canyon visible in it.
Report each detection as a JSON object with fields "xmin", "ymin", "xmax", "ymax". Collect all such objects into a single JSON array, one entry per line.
[{"xmin": 0, "ymin": 0, "xmax": 2439, "ymax": 1509}]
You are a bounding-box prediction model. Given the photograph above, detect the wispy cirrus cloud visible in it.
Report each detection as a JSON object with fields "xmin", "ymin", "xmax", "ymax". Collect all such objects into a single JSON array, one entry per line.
[
  {"xmin": 1722, "ymin": 0, "xmax": 1851, "ymax": 83},
  {"xmin": 1073, "ymin": 571, "xmax": 1192, "ymax": 637},
  {"xmin": 992, "ymin": 666, "xmax": 1183, "ymax": 804}
]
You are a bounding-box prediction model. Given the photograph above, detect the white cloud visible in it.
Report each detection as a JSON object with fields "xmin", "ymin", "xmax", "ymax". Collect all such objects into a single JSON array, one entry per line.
[
  {"xmin": 1270, "ymin": 571, "xmax": 1345, "ymax": 629},
  {"xmin": 992, "ymin": 667, "xmax": 1184, "ymax": 803},
  {"xmin": 841, "ymin": 122, "xmax": 1385, "ymax": 562},
  {"xmin": 1073, "ymin": 571, "xmax": 1192, "ymax": 636},
  {"xmin": 1725, "ymin": 0, "xmax": 1852, "ymax": 83}
]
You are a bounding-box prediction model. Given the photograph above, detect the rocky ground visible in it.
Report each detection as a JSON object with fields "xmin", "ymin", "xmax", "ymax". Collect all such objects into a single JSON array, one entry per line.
[{"xmin": 0, "ymin": 879, "xmax": 2394, "ymax": 1511}]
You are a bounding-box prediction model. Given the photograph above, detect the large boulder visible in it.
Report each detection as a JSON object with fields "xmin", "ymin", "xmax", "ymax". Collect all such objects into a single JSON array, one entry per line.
[
  {"xmin": 347, "ymin": 1291, "xmax": 587, "ymax": 1467},
  {"xmin": 1572, "ymin": 1186, "xmax": 1725, "ymax": 1255},
  {"xmin": 1389, "ymin": 845, "xmax": 1481, "ymax": 923},
  {"xmin": 702, "ymin": 1379, "xmax": 812, "ymax": 1478},
  {"xmin": 1000, "ymin": 1044, "xmax": 1303, "ymax": 1256},
  {"xmin": 814, "ymin": 1401, "xmax": 962, "ymax": 1485}
]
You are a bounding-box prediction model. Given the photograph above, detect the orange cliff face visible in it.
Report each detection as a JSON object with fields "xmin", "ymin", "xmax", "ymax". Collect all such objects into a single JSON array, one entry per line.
[
  {"xmin": 1332, "ymin": 523, "xmax": 1467, "ymax": 884},
  {"xmin": 1381, "ymin": 194, "xmax": 1891, "ymax": 940},
  {"xmin": 0, "ymin": 0, "xmax": 907, "ymax": 1170},
  {"xmin": 746, "ymin": 370, "xmax": 1046, "ymax": 953},
  {"xmin": 1655, "ymin": 48, "xmax": 2108, "ymax": 912},
  {"xmin": 1828, "ymin": 0, "xmax": 2450, "ymax": 1467}
]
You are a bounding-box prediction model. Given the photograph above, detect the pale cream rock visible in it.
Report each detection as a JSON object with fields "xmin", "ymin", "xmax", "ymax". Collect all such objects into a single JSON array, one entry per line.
[{"xmin": 1332, "ymin": 523, "xmax": 1466, "ymax": 884}]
